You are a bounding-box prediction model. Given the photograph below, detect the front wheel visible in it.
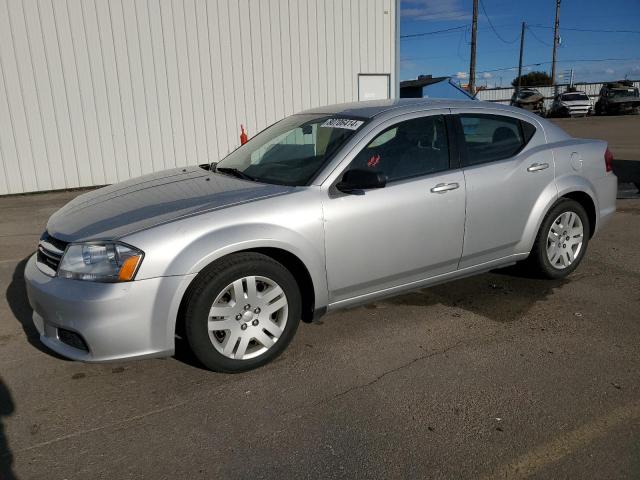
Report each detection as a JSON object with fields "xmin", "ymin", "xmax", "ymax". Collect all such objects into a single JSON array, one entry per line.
[
  {"xmin": 184, "ymin": 253, "xmax": 301, "ymax": 372},
  {"xmin": 526, "ymin": 199, "xmax": 590, "ymax": 279}
]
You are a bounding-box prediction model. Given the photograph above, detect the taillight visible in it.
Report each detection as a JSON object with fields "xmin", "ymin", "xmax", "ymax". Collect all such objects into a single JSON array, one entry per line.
[{"xmin": 604, "ymin": 147, "xmax": 614, "ymax": 173}]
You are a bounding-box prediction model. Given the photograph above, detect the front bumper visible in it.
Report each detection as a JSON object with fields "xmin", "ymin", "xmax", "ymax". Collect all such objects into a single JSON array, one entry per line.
[
  {"xmin": 567, "ymin": 106, "xmax": 591, "ymax": 116},
  {"xmin": 24, "ymin": 254, "xmax": 194, "ymax": 362}
]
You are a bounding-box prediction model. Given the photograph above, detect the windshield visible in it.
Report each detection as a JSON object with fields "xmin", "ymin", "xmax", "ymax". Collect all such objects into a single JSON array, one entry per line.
[
  {"xmin": 215, "ymin": 114, "xmax": 366, "ymax": 186},
  {"xmin": 608, "ymin": 88, "xmax": 639, "ymax": 98},
  {"xmin": 561, "ymin": 93, "xmax": 589, "ymax": 101}
]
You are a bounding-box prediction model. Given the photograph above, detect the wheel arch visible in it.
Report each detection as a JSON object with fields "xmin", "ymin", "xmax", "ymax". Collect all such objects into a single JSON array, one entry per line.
[
  {"xmin": 175, "ymin": 247, "xmax": 319, "ymax": 341},
  {"xmin": 560, "ymin": 190, "xmax": 597, "ymax": 238},
  {"xmin": 517, "ymin": 178, "xmax": 599, "ymax": 256}
]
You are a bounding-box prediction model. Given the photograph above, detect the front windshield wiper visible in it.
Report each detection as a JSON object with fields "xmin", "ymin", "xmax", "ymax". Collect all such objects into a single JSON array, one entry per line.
[{"xmin": 214, "ymin": 167, "xmax": 257, "ymax": 182}]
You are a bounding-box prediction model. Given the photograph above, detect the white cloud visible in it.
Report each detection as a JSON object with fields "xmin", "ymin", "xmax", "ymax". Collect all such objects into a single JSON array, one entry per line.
[
  {"xmin": 631, "ymin": 65, "xmax": 640, "ymax": 72},
  {"xmin": 456, "ymin": 71, "xmax": 468, "ymax": 79},
  {"xmin": 605, "ymin": 68, "xmax": 615, "ymax": 75},
  {"xmin": 401, "ymin": 0, "xmax": 470, "ymax": 21},
  {"xmin": 482, "ymin": 72, "xmax": 493, "ymax": 79}
]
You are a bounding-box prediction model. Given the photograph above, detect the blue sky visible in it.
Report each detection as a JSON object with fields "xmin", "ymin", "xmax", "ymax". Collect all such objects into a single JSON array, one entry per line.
[{"xmin": 400, "ymin": 0, "xmax": 640, "ymax": 86}]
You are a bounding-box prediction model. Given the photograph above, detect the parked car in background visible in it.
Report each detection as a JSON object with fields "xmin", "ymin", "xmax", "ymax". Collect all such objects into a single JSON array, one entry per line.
[
  {"xmin": 549, "ymin": 90, "xmax": 592, "ymax": 117},
  {"xmin": 25, "ymin": 99, "xmax": 617, "ymax": 372},
  {"xmin": 510, "ymin": 87, "xmax": 546, "ymax": 116},
  {"xmin": 595, "ymin": 80, "xmax": 640, "ymax": 115}
]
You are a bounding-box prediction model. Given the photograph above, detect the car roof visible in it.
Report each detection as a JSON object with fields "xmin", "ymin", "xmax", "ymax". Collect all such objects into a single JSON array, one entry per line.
[
  {"xmin": 297, "ymin": 98, "xmax": 572, "ymax": 143},
  {"xmin": 297, "ymin": 98, "xmax": 527, "ymax": 119}
]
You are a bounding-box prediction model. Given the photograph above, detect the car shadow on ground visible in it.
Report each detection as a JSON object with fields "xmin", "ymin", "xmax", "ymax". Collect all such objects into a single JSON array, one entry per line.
[
  {"xmin": 0, "ymin": 378, "xmax": 16, "ymax": 480},
  {"xmin": 173, "ymin": 339, "xmax": 210, "ymax": 370},
  {"xmin": 6, "ymin": 256, "xmax": 68, "ymax": 360},
  {"xmin": 6, "ymin": 254, "xmax": 569, "ymax": 362},
  {"xmin": 383, "ymin": 265, "xmax": 568, "ymax": 323},
  {"xmin": 612, "ymin": 159, "xmax": 640, "ymax": 196}
]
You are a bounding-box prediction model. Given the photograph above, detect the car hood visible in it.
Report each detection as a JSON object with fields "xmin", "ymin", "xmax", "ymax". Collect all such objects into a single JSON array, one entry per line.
[{"xmin": 47, "ymin": 166, "xmax": 295, "ymax": 242}]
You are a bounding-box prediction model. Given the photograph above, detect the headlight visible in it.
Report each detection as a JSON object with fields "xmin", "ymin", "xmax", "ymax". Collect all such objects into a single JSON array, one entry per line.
[{"xmin": 58, "ymin": 242, "xmax": 144, "ymax": 282}]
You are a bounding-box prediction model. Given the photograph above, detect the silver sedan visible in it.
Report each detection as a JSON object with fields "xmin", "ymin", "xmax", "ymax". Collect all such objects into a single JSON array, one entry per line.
[{"xmin": 25, "ymin": 99, "xmax": 617, "ymax": 372}]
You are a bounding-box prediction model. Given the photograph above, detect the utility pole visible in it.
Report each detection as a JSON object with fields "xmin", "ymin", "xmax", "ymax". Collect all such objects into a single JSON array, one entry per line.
[
  {"xmin": 468, "ymin": 0, "xmax": 478, "ymax": 96},
  {"xmin": 517, "ymin": 21, "xmax": 526, "ymax": 94},
  {"xmin": 551, "ymin": 0, "xmax": 561, "ymax": 85},
  {"xmin": 569, "ymin": 68, "xmax": 574, "ymax": 87}
]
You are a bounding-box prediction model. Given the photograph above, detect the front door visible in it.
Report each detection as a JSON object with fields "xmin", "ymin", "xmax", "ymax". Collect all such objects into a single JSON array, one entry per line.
[{"xmin": 322, "ymin": 113, "xmax": 466, "ymax": 305}]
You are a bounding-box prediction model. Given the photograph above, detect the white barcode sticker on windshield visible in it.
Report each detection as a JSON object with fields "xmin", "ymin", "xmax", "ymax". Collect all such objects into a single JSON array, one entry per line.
[{"xmin": 320, "ymin": 118, "xmax": 364, "ymax": 130}]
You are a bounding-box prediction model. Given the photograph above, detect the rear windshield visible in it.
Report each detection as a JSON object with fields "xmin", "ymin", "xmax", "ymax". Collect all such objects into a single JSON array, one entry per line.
[
  {"xmin": 608, "ymin": 88, "xmax": 639, "ymax": 98},
  {"xmin": 561, "ymin": 93, "xmax": 589, "ymax": 101}
]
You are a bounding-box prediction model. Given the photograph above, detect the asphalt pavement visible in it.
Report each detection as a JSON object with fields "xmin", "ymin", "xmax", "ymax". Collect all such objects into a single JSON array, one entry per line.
[
  {"xmin": 1, "ymin": 115, "xmax": 639, "ymax": 479},
  {"xmin": 551, "ymin": 115, "xmax": 640, "ymax": 196},
  {"xmin": 551, "ymin": 115, "xmax": 640, "ymax": 161}
]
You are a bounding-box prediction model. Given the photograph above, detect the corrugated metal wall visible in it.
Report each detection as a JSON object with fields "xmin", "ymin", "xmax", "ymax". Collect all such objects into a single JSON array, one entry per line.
[{"xmin": 0, "ymin": 0, "xmax": 398, "ymax": 195}]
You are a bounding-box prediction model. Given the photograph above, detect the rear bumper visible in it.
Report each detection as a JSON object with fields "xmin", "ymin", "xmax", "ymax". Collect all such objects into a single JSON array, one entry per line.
[
  {"xmin": 593, "ymin": 173, "xmax": 617, "ymax": 234},
  {"xmin": 24, "ymin": 254, "xmax": 194, "ymax": 362}
]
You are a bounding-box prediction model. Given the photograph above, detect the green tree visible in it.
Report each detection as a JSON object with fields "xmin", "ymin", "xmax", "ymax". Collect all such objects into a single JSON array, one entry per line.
[{"xmin": 511, "ymin": 71, "xmax": 553, "ymax": 87}]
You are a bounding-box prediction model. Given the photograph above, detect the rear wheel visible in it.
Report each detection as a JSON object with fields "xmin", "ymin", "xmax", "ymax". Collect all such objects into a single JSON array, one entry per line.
[
  {"xmin": 527, "ymin": 199, "xmax": 590, "ymax": 279},
  {"xmin": 184, "ymin": 253, "xmax": 301, "ymax": 372}
]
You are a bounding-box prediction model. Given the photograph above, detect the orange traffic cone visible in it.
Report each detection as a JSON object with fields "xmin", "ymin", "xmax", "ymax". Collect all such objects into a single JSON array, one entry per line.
[{"xmin": 240, "ymin": 124, "xmax": 248, "ymax": 145}]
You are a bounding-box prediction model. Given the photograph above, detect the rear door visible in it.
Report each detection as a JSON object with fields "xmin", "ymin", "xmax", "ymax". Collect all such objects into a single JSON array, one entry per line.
[{"xmin": 452, "ymin": 111, "xmax": 555, "ymax": 268}]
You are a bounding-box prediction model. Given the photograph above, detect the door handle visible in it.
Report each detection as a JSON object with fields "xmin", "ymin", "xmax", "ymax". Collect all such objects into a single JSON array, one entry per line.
[
  {"xmin": 527, "ymin": 162, "xmax": 549, "ymax": 172},
  {"xmin": 430, "ymin": 182, "xmax": 460, "ymax": 193}
]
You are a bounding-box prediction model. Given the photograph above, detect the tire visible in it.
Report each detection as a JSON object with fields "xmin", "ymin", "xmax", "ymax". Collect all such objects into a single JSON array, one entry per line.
[
  {"xmin": 526, "ymin": 199, "xmax": 590, "ymax": 279},
  {"xmin": 595, "ymin": 103, "xmax": 602, "ymax": 116},
  {"xmin": 184, "ymin": 252, "xmax": 301, "ymax": 372}
]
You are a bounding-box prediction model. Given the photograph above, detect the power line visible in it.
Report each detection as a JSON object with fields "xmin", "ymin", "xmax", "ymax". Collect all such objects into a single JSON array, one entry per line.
[
  {"xmin": 530, "ymin": 25, "xmax": 640, "ymax": 34},
  {"xmin": 457, "ymin": 27, "xmax": 469, "ymax": 62},
  {"xmin": 467, "ymin": 57, "xmax": 640, "ymax": 76},
  {"xmin": 479, "ymin": 0, "xmax": 519, "ymax": 44},
  {"xmin": 403, "ymin": 23, "xmax": 640, "ymax": 41},
  {"xmin": 527, "ymin": 25, "xmax": 552, "ymax": 47},
  {"xmin": 400, "ymin": 25, "xmax": 467, "ymax": 39}
]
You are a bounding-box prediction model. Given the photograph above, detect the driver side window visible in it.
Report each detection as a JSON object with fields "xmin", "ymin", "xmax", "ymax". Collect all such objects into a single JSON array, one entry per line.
[{"xmin": 347, "ymin": 115, "xmax": 450, "ymax": 183}]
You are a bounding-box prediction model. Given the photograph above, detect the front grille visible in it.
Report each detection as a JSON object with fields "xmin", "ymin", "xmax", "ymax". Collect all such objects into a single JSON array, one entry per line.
[
  {"xmin": 36, "ymin": 232, "xmax": 69, "ymax": 274},
  {"xmin": 58, "ymin": 328, "xmax": 89, "ymax": 352}
]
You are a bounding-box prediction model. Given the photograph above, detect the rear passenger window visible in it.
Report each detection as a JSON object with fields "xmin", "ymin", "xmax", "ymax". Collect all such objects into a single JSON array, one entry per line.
[
  {"xmin": 521, "ymin": 120, "xmax": 536, "ymax": 143},
  {"xmin": 348, "ymin": 115, "xmax": 450, "ymax": 182},
  {"xmin": 459, "ymin": 114, "xmax": 536, "ymax": 166}
]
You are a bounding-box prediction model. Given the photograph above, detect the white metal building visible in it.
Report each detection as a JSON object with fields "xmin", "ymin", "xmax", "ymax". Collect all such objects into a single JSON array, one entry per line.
[{"xmin": 0, "ymin": 0, "xmax": 399, "ymax": 195}]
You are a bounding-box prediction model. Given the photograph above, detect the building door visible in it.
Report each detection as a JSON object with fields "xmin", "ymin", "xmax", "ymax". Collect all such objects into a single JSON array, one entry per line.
[{"xmin": 358, "ymin": 74, "xmax": 391, "ymax": 101}]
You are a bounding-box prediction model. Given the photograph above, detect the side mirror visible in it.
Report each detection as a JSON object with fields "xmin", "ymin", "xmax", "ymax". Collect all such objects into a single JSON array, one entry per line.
[{"xmin": 336, "ymin": 169, "xmax": 387, "ymax": 195}]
